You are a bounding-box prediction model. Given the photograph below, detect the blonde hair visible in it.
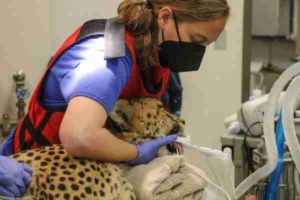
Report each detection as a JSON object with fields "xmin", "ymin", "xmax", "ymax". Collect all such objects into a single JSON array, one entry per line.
[{"xmin": 118, "ymin": 0, "xmax": 230, "ymax": 69}]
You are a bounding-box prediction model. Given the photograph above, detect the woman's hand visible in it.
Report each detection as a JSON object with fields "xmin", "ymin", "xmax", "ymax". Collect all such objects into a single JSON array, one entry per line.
[
  {"xmin": 127, "ymin": 135, "xmax": 178, "ymax": 165},
  {"xmin": 0, "ymin": 156, "xmax": 32, "ymax": 198}
]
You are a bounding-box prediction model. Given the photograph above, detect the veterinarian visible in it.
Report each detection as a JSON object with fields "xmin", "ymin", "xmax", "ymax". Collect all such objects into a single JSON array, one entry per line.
[{"xmin": 0, "ymin": 1, "xmax": 229, "ymax": 195}]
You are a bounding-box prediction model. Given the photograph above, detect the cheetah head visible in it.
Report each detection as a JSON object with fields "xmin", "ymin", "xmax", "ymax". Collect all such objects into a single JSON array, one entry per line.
[{"xmin": 109, "ymin": 98, "xmax": 185, "ymax": 139}]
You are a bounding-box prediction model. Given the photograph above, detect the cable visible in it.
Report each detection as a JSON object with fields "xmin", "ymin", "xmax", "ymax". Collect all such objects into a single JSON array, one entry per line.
[
  {"xmin": 240, "ymin": 104, "xmax": 263, "ymax": 137},
  {"xmin": 240, "ymin": 103, "xmax": 263, "ymax": 174},
  {"xmin": 243, "ymin": 121, "xmax": 263, "ymax": 174}
]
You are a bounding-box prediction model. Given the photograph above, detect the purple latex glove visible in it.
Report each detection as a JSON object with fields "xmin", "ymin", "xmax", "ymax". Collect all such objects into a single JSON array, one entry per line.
[
  {"xmin": 0, "ymin": 156, "xmax": 32, "ymax": 198},
  {"xmin": 128, "ymin": 135, "xmax": 178, "ymax": 165}
]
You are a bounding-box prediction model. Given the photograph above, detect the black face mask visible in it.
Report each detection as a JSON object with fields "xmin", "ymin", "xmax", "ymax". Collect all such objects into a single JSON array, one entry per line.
[{"xmin": 159, "ymin": 13, "xmax": 206, "ymax": 73}]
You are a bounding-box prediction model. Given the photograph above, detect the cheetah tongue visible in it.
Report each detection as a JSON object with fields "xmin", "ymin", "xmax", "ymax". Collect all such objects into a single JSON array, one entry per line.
[{"xmin": 171, "ymin": 142, "xmax": 184, "ymax": 155}]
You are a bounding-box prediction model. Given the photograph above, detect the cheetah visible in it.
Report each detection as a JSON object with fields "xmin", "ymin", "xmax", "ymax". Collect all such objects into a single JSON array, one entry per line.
[{"xmin": 5, "ymin": 98, "xmax": 185, "ymax": 200}]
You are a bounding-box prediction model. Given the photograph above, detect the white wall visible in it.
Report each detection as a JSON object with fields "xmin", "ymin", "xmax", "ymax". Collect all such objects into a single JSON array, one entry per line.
[
  {"xmin": 0, "ymin": 0, "xmax": 121, "ymax": 120},
  {"xmin": 0, "ymin": 1, "xmax": 245, "ymax": 149},
  {"xmin": 0, "ymin": 1, "xmax": 50, "ymax": 119},
  {"xmin": 181, "ymin": 0, "xmax": 245, "ymax": 148},
  {"xmin": 50, "ymin": 0, "xmax": 122, "ymax": 53}
]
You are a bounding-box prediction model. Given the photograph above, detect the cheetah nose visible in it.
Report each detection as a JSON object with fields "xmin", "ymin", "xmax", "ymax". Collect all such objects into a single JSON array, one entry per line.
[{"xmin": 170, "ymin": 124, "xmax": 180, "ymax": 134}]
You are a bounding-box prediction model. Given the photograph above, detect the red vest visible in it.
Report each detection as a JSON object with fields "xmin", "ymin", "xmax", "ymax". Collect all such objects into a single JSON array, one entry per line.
[{"xmin": 13, "ymin": 20, "xmax": 170, "ymax": 153}]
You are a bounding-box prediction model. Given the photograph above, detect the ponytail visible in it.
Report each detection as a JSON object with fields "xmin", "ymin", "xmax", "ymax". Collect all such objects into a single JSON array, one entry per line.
[{"xmin": 118, "ymin": 0, "xmax": 158, "ymax": 70}]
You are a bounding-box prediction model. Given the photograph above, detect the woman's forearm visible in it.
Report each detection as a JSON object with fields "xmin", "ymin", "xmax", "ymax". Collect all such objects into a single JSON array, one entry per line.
[{"xmin": 61, "ymin": 127, "xmax": 138, "ymax": 162}]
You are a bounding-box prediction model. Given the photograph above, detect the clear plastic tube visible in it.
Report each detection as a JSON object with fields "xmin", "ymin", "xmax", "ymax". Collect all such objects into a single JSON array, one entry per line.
[
  {"xmin": 282, "ymin": 76, "xmax": 300, "ymax": 173},
  {"xmin": 188, "ymin": 163, "xmax": 232, "ymax": 200},
  {"xmin": 264, "ymin": 114, "xmax": 285, "ymax": 200},
  {"xmin": 235, "ymin": 62, "xmax": 300, "ymax": 198}
]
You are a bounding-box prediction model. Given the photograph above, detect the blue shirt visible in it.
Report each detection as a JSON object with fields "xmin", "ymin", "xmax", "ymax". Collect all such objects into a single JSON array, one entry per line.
[
  {"xmin": 0, "ymin": 35, "xmax": 133, "ymax": 156},
  {"xmin": 40, "ymin": 35, "xmax": 133, "ymax": 113}
]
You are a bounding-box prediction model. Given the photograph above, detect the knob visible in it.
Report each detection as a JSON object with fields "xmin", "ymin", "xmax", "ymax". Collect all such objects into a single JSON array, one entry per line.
[{"xmin": 13, "ymin": 70, "xmax": 26, "ymax": 82}]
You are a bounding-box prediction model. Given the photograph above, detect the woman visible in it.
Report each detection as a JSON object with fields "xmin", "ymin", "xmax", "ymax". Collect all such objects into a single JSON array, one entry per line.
[{"xmin": 0, "ymin": 1, "xmax": 229, "ymax": 196}]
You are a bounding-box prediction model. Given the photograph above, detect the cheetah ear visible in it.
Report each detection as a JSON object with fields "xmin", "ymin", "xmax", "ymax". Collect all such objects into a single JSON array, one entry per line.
[{"xmin": 109, "ymin": 99, "xmax": 133, "ymax": 131}]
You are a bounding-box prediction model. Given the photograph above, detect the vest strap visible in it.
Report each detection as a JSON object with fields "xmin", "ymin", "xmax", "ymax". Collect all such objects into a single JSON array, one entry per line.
[
  {"xmin": 104, "ymin": 17, "xmax": 125, "ymax": 59},
  {"xmin": 77, "ymin": 18, "xmax": 125, "ymax": 59},
  {"xmin": 19, "ymin": 115, "xmax": 52, "ymax": 151},
  {"xmin": 77, "ymin": 19, "xmax": 106, "ymax": 41}
]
